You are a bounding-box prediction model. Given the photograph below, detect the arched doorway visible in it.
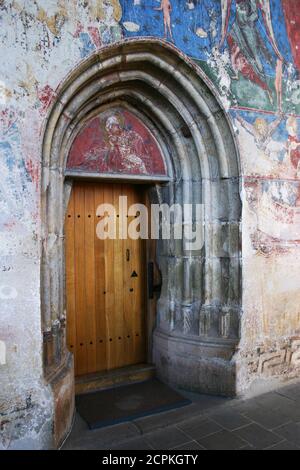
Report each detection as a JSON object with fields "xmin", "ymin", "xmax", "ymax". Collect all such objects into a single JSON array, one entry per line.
[
  {"xmin": 64, "ymin": 105, "xmax": 170, "ymax": 380},
  {"xmin": 41, "ymin": 39, "xmax": 241, "ymax": 447}
]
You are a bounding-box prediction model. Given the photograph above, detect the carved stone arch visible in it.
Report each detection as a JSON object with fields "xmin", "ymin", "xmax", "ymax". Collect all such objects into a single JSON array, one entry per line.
[{"xmin": 41, "ymin": 39, "xmax": 241, "ymax": 444}]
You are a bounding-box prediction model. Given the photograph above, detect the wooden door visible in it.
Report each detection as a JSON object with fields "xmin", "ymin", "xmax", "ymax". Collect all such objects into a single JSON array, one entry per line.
[{"xmin": 65, "ymin": 182, "xmax": 146, "ymax": 377}]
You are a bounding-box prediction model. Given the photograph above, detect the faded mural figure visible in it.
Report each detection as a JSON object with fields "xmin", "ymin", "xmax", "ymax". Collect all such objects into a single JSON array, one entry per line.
[
  {"xmin": 154, "ymin": 0, "xmax": 174, "ymax": 42},
  {"xmin": 236, "ymin": 113, "xmax": 283, "ymax": 155},
  {"xmin": 220, "ymin": 0, "xmax": 283, "ymax": 108},
  {"xmin": 237, "ymin": 113, "xmax": 300, "ymax": 177},
  {"xmin": 101, "ymin": 114, "xmax": 148, "ymax": 174},
  {"xmin": 275, "ymin": 55, "xmax": 283, "ymax": 112},
  {"xmin": 67, "ymin": 109, "xmax": 167, "ymax": 176},
  {"xmin": 285, "ymin": 117, "xmax": 300, "ymax": 176},
  {"xmin": 120, "ymin": 0, "xmax": 300, "ymax": 113},
  {"xmin": 281, "ymin": 0, "xmax": 300, "ymax": 76},
  {"xmin": 242, "ymin": 113, "xmax": 300, "ymax": 250}
]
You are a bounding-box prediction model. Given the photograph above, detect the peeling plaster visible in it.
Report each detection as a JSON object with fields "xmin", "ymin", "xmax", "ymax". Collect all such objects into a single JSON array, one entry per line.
[{"xmin": 0, "ymin": 341, "xmax": 6, "ymax": 365}]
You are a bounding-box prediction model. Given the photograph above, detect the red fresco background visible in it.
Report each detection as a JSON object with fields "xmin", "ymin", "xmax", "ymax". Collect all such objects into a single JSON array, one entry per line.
[
  {"xmin": 67, "ymin": 108, "xmax": 167, "ymax": 176},
  {"xmin": 282, "ymin": 0, "xmax": 300, "ymax": 74}
]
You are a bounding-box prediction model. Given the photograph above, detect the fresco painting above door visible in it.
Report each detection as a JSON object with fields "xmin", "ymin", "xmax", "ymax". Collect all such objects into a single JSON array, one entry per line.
[{"xmin": 67, "ymin": 108, "xmax": 167, "ymax": 177}]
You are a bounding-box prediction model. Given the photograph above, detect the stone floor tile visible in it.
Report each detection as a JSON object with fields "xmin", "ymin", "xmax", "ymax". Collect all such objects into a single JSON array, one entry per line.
[
  {"xmin": 62, "ymin": 420, "xmax": 140, "ymax": 450},
  {"xmin": 171, "ymin": 441, "xmax": 205, "ymax": 450},
  {"xmin": 273, "ymin": 422, "xmax": 300, "ymax": 446},
  {"xmin": 208, "ymin": 409, "xmax": 251, "ymax": 431},
  {"xmin": 276, "ymin": 383, "xmax": 300, "ymax": 402},
  {"xmin": 109, "ymin": 437, "xmax": 153, "ymax": 450},
  {"xmin": 133, "ymin": 403, "xmax": 203, "ymax": 434},
  {"xmin": 197, "ymin": 430, "xmax": 247, "ymax": 450},
  {"xmin": 229, "ymin": 399, "xmax": 264, "ymax": 415},
  {"xmin": 177, "ymin": 417, "xmax": 223, "ymax": 440},
  {"xmin": 244, "ymin": 406, "xmax": 292, "ymax": 430},
  {"xmin": 265, "ymin": 440, "xmax": 300, "ymax": 450},
  {"xmin": 233, "ymin": 423, "xmax": 282, "ymax": 450},
  {"xmin": 253, "ymin": 392, "xmax": 294, "ymax": 411},
  {"xmin": 144, "ymin": 427, "xmax": 191, "ymax": 450}
]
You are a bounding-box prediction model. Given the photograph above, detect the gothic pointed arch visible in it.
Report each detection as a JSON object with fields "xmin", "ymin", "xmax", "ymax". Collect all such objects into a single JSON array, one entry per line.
[{"xmin": 41, "ymin": 39, "xmax": 241, "ymax": 401}]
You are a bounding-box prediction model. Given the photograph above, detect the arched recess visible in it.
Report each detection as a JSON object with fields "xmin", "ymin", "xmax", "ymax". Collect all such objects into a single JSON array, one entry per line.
[{"xmin": 41, "ymin": 38, "xmax": 241, "ymax": 446}]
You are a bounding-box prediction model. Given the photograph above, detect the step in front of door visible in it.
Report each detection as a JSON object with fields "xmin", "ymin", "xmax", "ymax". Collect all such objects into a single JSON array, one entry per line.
[{"xmin": 75, "ymin": 363, "xmax": 156, "ymax": 395}]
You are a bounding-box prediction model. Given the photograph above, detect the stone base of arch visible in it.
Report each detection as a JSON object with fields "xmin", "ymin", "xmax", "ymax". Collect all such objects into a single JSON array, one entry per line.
[{"xmin": 153, "ymin": 330, "xmax": 237, "ymax": 397}]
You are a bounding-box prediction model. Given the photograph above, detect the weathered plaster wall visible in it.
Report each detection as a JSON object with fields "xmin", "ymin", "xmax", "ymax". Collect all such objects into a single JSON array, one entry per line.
[
  {"xmin": 0, "ymin": 0, "xmax": 300, "ymax": 448},
  {"xmin": 0, "ymin": 0, "xmax": 121, "ymax": 449}
]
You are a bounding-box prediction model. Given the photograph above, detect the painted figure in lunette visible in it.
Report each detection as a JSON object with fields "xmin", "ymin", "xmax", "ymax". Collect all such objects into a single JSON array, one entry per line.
[{"xmin": 102, "ymin": 115, "xmax": 148, "ymax": 174}]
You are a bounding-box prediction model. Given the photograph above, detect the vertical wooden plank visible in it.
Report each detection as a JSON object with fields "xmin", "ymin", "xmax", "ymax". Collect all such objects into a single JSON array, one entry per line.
[
  {"xmin": 121, "ymin": 183, "xmax": 133, "ymax": 367},
  {"xmin": 65, "ymin": 188, "xmax": 76, "ymax": 366},
  {"xmin": 74, "ymin": 182, "xmax": 87, "ymax": 376},
  {"xmin": 123, "ymin": 185, "xmax": 135, "ymax": 366},
  {"xmin": 94, "ymin": 184, "xmax": 107, "ymax": 371},
  {"xmin": 132, "ymin": 185, "xmax": 146, "ymax": 363},
  {"xmin": 103, "ymin": 183, "xmax": 116, "ymax": 370},
  {"xmin": 84, "ymin": 183, "xmax": 97, "ymax": 374},
  {"xmin": 112, "ymin": 183, "xmax": 125, "ymax": 368}
]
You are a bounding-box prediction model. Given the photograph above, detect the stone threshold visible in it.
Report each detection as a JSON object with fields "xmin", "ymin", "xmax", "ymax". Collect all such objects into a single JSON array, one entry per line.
[{"xmin": 75, "ymin": 363, "xmax": 156, "ymax": 395}]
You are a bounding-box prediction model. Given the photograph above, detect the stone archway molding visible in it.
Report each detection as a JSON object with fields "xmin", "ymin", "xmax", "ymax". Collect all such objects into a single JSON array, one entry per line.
[{"xmin": 41, "ymin": 38, "xmax": 241, "ymax": 448}]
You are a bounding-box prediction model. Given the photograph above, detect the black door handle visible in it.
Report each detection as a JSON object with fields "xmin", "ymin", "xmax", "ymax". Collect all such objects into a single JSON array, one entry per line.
[{"xmin": 148, "ymin": 262, "xmax": 162, "ymax": 299}]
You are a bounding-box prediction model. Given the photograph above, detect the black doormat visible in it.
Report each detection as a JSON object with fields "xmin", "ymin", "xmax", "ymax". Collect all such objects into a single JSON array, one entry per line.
[{"xmin": 75, "ymin": 379, "xmax": 191, "ymax": 429}]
